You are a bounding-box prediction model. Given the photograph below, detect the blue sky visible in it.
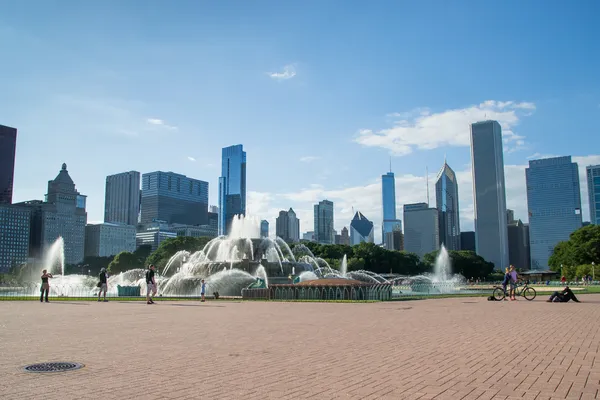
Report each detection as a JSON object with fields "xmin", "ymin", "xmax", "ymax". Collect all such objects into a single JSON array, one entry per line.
[{"xmin": 1, "ymin": 0, "xmax": 599, "ymax": 241}]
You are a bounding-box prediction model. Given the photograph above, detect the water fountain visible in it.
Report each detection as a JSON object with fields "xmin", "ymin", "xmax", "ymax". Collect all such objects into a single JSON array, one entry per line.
[{"xmin": 43, "ymin": 236, "xmax": 65, "ymax": 276}]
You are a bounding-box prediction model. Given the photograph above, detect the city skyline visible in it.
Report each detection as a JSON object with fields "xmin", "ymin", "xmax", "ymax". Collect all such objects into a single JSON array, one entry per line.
[{"xmin": 2, "ymin": 2, "xmax": 600, "ymax": 243}]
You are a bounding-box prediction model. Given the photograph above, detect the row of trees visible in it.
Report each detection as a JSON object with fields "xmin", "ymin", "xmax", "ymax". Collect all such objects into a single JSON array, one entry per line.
[{"xmin": 548, "ymin": 224, "xmax": 599, "ymax": 280}]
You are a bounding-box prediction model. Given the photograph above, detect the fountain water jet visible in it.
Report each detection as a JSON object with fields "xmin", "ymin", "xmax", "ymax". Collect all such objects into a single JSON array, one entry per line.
[{"xmin": 44, "ymin": 237, "xmax": 65, "ymax": 276}]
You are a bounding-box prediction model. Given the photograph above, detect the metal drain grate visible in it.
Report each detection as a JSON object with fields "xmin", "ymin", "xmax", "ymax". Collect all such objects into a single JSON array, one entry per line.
[{"xmin": 24, "ymin": 362, "xmax": 84, "ymax": 373}]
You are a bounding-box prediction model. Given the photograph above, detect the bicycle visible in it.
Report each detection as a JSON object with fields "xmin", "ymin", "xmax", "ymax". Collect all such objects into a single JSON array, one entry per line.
[{"xmin": 492, "ymin": 282, "xmax": 536, "ymax": 301}]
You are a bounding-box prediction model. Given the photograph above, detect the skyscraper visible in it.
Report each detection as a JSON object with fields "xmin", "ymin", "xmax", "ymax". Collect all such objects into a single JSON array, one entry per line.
[
  {"xmin": 382, "ymin": 171, "xmax": 401, "ymax": 247},
  {"xmin": 314, "ymin": 200, "xmax": 334, "ymax": 244},
  {"xmin": 350, "ymin": 211, "xmax": 374, "ymax": 245},
  {"xmin": 0, "ymin": 124, "xmax": 17, "ymax": 204},
  {"xmin": 104, "ymin": 171, "xmax": 141, "ymax": 226},
  {"xmin": 403, "ymin": 203, "xmax": 439, "ymax": 259},
  {"xmin": 435, "ymin": 160, "xmax": 460, "ymax": 250},
  {"xmin": 141, "ymin": 171, "xmax": 208, "ymax": 226},
  {"xmin": 218, "ymin": 145, "xmax": 247, "ymax": 235},
  {"xmin": 260, "ymin": 220, "xmax": 269, "ymax": 238},
  {"xmin": 470, "ymin": 120, "xmax": 509, "ymax": 270},
  {"xmin": 276, "ymin": 208, "xmax": 300, "ymax": 242},
  {"xmin": 587, "ymin": 165, "xmax": 600, "ymax": 225},
  {"xmin": 526, "ymin": 156, "xmax": 582, "ymax": 269}
]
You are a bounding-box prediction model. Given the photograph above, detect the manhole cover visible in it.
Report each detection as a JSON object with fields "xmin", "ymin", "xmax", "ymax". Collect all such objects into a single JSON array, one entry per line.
[{"xmin": 24, "ymin": 362, "xmax": 84, "ymax": 373}]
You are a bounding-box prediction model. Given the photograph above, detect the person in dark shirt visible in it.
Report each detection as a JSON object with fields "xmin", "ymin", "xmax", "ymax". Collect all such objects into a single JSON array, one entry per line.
[
  {"xmin": 40, "ymin": 270, "xmax": 53, "ymax": 303},
  {"xmin": 98, "ymin": 268, "xmax": 109, "ymax": 302},
  {"xmin": 145, "ymin": 265, "xmax": 157, "ymax": 304},
  {"xmin": 547, "ymin": 286, "xmax": 581, "ymax": 303}
]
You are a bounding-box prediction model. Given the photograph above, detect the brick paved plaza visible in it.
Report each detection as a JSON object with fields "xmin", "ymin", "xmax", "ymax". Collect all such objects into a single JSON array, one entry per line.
[{"xmin": 1, "ymin": 295, "xmax": 599, "ymax": 400}]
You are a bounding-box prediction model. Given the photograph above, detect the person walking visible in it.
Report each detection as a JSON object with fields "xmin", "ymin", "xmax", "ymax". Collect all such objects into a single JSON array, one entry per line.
[
  {"xmin": 40, "ymin": 270, "xmax": 53, "ymax": 303},
  {"xmin": 146, "ymin": 265, "xmax": 157, "ymax": 305},
  {"xmin": 200, "ymin": 279, "xmax": 206, "ymax": 302},
  {"xmin": 98, "ymin": 268, "xmax": 109, "ymax": 302}
]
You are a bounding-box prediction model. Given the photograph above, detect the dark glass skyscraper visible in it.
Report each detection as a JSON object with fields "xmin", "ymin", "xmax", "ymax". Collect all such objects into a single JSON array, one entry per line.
[
  {"xmin": 141, "ymin": 171, "xmax": 209, "ymax": 225},
  {"xmin": 0, "ymin": 124, "xmax": 17, "ymax": 204},
  {"xmin": 435, "ymin": 161, "xmax": 460, "ymax": 250},
  {"xmin": 218, "ymin": 145, "xmax": 247, "ymax": 235},
  {"xmin": 382, "ymin": 171, "xmax": 401, "ymax": 247}
]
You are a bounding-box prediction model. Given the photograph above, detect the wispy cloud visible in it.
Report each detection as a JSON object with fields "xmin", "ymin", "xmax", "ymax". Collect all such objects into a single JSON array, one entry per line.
[
  {"xmin": 146, "ymin": 118, "xmax": 177, "ymax": 130},
  {"xmin": 187, "ymin": 156, "xmax": 196, "ymax": 162},
  {"xmin": 356, "ymin": 100, "xmax": 535, "ymax": 156},
  {"xmin": 299, "ymin": 156, "xmax": 319, "ymax": 163},
  {"xmin": 268, "ymin": 64, "xmax": 297, "ymax": 80},
  {"xmin": 526, "ymin": 152, "xmax": 558, "ymax": 160}
]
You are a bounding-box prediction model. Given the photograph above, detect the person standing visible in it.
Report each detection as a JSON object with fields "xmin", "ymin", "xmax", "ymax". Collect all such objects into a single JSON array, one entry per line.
[
  {"xmin": 200, "ymin": 279, "xmax": 206, "ymax": 302},
  {"xmin": 40, "ymin": 270, "xmax": 53, "ymax": 303},
  {"xmin": 98, "ymin": 268, "xmax": 109, "ymax": 302},
  {"xmin": 509, "ymin": 265, "xmax": 518, "ymax": 301},
  {"xmin": 146, "ymin": 265, "xmax": 157, "ymax": 305}
]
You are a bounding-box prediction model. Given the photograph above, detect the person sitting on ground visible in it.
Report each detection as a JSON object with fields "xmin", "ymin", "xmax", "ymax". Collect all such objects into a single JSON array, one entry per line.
[{"xmin": 547, "ymin": 286, "xmax": 581, "ymax": 303}]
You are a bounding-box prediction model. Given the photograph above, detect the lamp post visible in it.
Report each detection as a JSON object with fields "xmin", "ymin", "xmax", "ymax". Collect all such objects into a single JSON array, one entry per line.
[
  {"xmin": 592, "ymin": 262, "xmax": 595, "ymax": 282},
  {"xmin": 561, "ymin": 264, "xmax": 563, "ymax": 279}
]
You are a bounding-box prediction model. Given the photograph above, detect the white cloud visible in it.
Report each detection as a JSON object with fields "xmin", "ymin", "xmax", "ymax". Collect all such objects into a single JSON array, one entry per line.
[
  {"xmin": 526, "ymin": 152, "xmax": 558, "ymax": 160},
  {"xmin": 146, "ymin": 118, "xmax": 177, "ymax": 130},
  {"xmin": 187, "ymin": 156, "xmax": 196, "ymax": 162},
  {"xmin": 246, "ymin": 154, "xmax": 600, "ymax": 243},
  {"xmin": 355, "ymin": 100, "xmax": 535, "ymax": 156},
  {"xmin": 299, "ymin": 156, "xmax": 319, "ymax": 163},
  {"xmin": 268, "ymin": 64, "xmax": 297, "ymax": 80}
]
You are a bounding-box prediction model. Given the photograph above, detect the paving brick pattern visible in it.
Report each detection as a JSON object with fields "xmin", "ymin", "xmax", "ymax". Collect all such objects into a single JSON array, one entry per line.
[{"xmin": 1, "ymin": 295, "xmax": 599, "ymax": 400}]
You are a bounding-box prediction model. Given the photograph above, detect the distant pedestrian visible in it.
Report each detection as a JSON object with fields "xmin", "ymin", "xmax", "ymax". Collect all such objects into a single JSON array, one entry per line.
[
  {"xmin": 501, "ymin": 268, "xmax": 510, "ymax": 300},
  {"xmin": 40, "ymin": 270, "xmax": 53, "ymax": 303},
  {"xmin": 200, "ymin": 279, "xmax": 206, "ymax": 302},
  {"xmin": 98, "ymin": 268, "xmax": 109, "ymax": 302},
  {"xmin": 509, "ymin": 265, "xmax": 518, "ymax": 301},
  {"xmin": 146, "ymin": 265, "xmax": 157, "ymax": 305}
]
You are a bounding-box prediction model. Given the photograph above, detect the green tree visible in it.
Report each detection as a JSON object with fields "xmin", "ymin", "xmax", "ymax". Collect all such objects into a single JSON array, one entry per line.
[
  {"xmin": 549, "ymin": 225, "xmax": 600, "ymax": 270},
  {"xmin": 108, "ymin": 252, "xmax": 143, "ymax": 274},
  {"xmin": 145, "ymin": 236, "xmax": 213, "ymax": 269},
  {"xmin": 134, "ymin": 245, "xmax": 152, "ymax": 263}
]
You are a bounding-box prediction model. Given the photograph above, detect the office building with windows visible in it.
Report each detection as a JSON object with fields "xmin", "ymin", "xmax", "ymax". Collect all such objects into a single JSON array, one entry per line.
[
  {"xmin": 350, "ymin": 211, "xmax": 374, "ymax": 245},
  {"xmin": 136, "ymin": 221, "xmax": 177, "ymax": 252},
  {"xmin": 587, "ymin": 165, "xmax": 600, "ymax": 225},
  {"xmin": 460, "ymin": 231, "xmax": 476, "ymax": 252},
  {"xmin": 0, "ymin": 204, "xmax": 31, "ymax": 272},
  {"xmin": 141, "ymin": 171, "xmax": 208, "ymax": 226},
  {"xmin": 218, "ymin": 145, "xmax": 247, "ymax": 235},
  {"xmin": 526, "ymin": 156, "xmax": 582, "ymax": 269},
  {"xmin": 85, "ymin": 223, "xmax": 136, "ymax": 258},
  {"xmin": 314, "ymin": 200, "xmax": 334, "ymax": 244},
  {"xmin": 470, "ymin": 120, "xmax": 509, "ymax": 269},
  {"xmin": 435, "ymin": 161, "xmax": 460, "ymax": 250},
  {"xmin": 403, "ymin": 203, "xmax": 439, "ymax": 258},
  {"xmin": 0, "ymin": 124, "xmax": 17, "ymax": 204},
  {"xmin": 381, "ymin": 171, "xmax": 401, "ymax": 247},
  {"xmin": 104, "ymin": 171, "xmax": 141, "ymax": 226},
  {"xmin": 260, "ymin": 220, "xmax": 269, "ymax": 238},
  {"xmin": 276, "ymin": 208, "xmax": 300, "ymax": 242}
]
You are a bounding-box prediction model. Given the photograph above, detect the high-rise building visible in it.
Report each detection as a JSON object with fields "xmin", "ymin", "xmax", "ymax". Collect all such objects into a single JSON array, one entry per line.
[
  {"xmin": 17, "ymin": 164, "xmax": 87, "ymax": 264},
  {"xmin": 0, "ymin": 204, "xmax": 31, "ymax": 272},
  {"xmin": 0, "ymin": 124, "xmax": 17, "ymax": 204},
  {"xmin": 314, "ymin": 200, "xmax": 334, "ymax": 244},
  {"xmin": 340, "ymin": 227, "xmax": 350, "ymax": 246},
  {"xmin": 587, "ymin": 165, "xmax": 600, "ymax": 225},
  {"xmin": 260, "ymin": 220, "xmax": 269, "ymax": 238},
  {"xmin": 435, "ymin": 160, "xmax": 460, "ymax": 250},
  {"xmin": 302, "ymin": 231, "xmax": 315, "ymax": 241},
  {"xmin": 403, "ymin": 203, "xmax": 439, "ymax": 259},
  {"xmin": 506, "ymin": 209, "xmax": 515, "ymax": 224},
  {"xmin": 218, "ymin": 145, "xmax": 247, "ymax": 235},
  {"xmin": 104, "ymin": 171, "xmax": 141, "ymax": 226},
  {"xmin": 526, "ymin": 156, "xmax": 582, "ymax": 269},
  {"xmin": 470, "ymin": 120, "xmax": 509, "ymax": 269},
  {"xmin": 507, "ymin": 218, "xmax": 531, "ymax": 270},
  {"xmin": 276, "ymin": 208, "xmax": 300, "ymax": 242},
  {"xmin": 84, "ymin": 223, "xmax": 136, "ymax": 258},
  {"xmin": 385, "ymin": 228, "xmax": 404, "ymax": 251},
  {"xmin": 209, "ymin": 205, "xmax": 220, "ymax": 214},
  {"xmin": 141, "ymin": 171, "xmax": 208, "ymax": 226},
  {"xmin": 460, "ymin": 231, "xmax": 476, "ymax": 252},
  {"xmin": 136, "ymin": 221, "xmax": 177, "ymax": 252},
  {"xmin": 382, "ymin": 171, "xmax": 401, "ymax": 247},
  {"xmin": 350, "ymin": 211, "xmax": 375, "ymax": 245}
]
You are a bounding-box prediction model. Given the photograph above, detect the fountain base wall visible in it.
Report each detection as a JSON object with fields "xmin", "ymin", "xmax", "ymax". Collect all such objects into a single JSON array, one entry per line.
[{"xmin": 242, "ymin": 283, "xmax": 393, "ymax": 301}]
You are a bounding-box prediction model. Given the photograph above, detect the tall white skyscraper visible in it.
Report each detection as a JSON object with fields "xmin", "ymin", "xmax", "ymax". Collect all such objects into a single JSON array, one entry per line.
[
  {"xmin": 587, "ymin": 165, "xmax": 600, "ymax": 225},
  {"xmin": 104, "ymin": 171, "xmax": 140, "ymax": 226},
  {"xmin": 527, "ymin": 156, "xmax": 582, "ymax": 269},
  {"xmin": 470, "ymin": 120, "xmax": 509, "ymax": 270},
  {"xmin": 314, "ymin": 200, "xmax": 334, "ymax": 244}
]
